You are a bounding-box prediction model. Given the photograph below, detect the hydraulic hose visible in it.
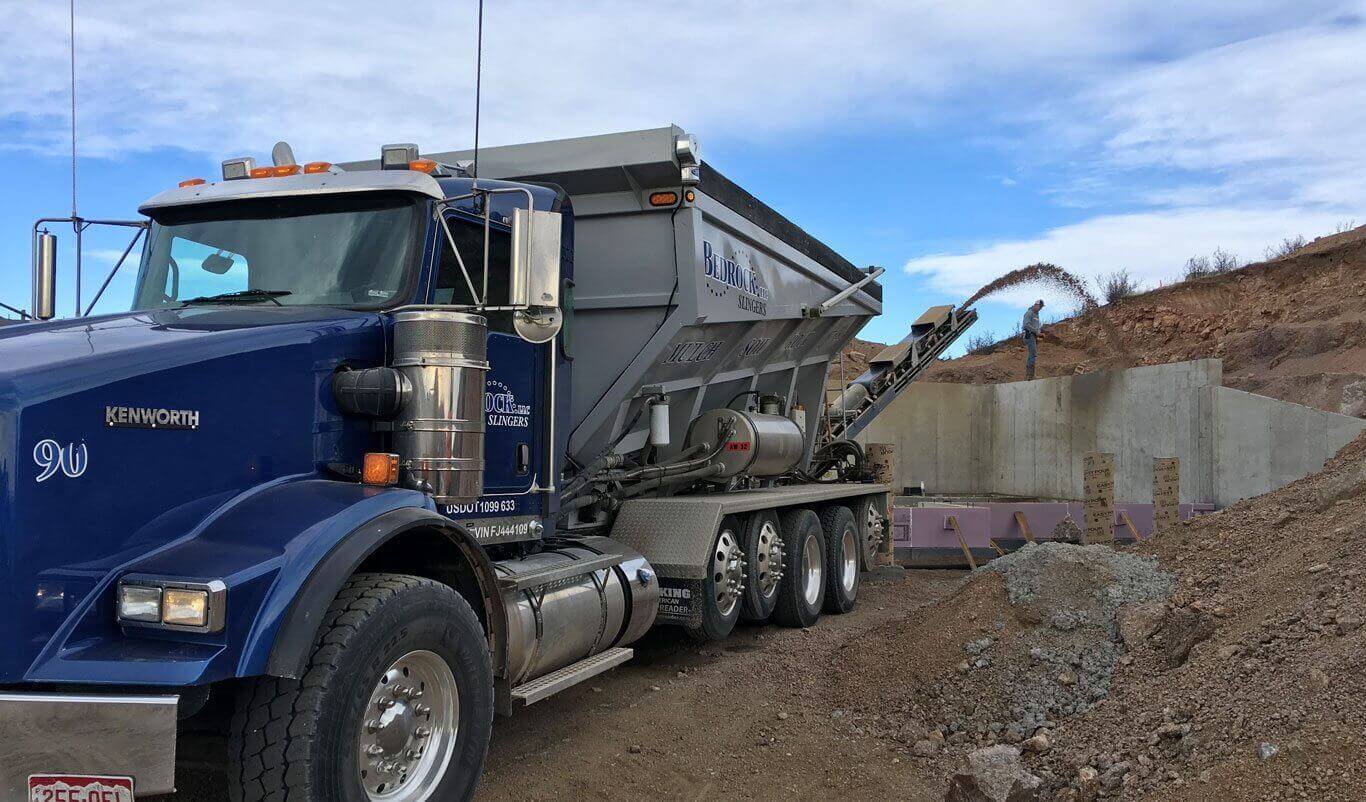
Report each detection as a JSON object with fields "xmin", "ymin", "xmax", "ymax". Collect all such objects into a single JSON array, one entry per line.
[{"xmin": 620, "ymin": 463, "xmax": 725, "ymax": 498}]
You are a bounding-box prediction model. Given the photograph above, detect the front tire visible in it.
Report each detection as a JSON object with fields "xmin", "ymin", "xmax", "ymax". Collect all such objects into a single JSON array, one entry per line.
[
  {"xmin": 771, "ymin": 508, "xmax": 825, "ymax": 628},
  {"xmin": 230, "ymin": 573, "xmax": 494, "ymax": 802}
]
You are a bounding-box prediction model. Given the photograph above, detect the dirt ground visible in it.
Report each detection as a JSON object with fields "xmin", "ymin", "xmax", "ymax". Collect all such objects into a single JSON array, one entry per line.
[{"xmin": 166, "ymin": 570, "xmax": 965, "ymax": 802}]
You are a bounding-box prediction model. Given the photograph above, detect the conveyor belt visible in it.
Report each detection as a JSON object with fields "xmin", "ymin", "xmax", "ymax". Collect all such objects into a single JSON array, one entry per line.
[{"xmin": 823, "ymin": 304, "xmax": 978, "ymax": 443}]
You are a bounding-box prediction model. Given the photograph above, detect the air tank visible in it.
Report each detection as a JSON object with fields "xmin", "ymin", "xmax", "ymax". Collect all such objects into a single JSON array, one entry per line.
[
  {"xmin": 391, "ymin": 309, "xmax": 489, "ymax": 503},
  {"xmin": 685, "ymin": 408, "xmax": 805, "ymax": 478}
]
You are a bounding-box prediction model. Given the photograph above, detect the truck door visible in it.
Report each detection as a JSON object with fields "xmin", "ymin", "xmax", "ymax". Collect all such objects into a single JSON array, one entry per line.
[{"xmin": 432, "ymin": 211, "xmax": 545, "ymax": 516}]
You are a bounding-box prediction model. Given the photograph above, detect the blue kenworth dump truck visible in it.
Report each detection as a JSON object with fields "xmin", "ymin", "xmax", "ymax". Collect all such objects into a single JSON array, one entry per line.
[{"xmin": 1, "ymin": 127, "xmax": 906, "ymax": 800}]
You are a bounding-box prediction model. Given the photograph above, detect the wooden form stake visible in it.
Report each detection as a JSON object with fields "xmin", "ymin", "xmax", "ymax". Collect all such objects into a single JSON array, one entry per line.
[
  {"xmin": 1119, "ymin": 510, "xmax": 1143, "ymax": 542},
  {"xmin": 946, "ymin": 515, "xmax": 977, "ymax": 570},
  {"xmin": 1013, "ymin": 511, "xmax": 1036, "ymax": 543}
]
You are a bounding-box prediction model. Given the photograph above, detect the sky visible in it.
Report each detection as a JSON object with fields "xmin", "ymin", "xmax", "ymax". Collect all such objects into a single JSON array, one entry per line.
[{"xmin": 1, "ymin": 1, "xmax": 1363, "ymax": 349}]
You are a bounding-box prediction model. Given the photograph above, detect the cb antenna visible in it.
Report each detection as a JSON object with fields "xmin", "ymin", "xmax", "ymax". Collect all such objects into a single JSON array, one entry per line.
[
  {"xmin": 69, "ymin": 0, "xmax": 78, "ymax": 219},
  {"xmin": 471, "ymin": 0, "xmax": 484, "ymax": 187}
]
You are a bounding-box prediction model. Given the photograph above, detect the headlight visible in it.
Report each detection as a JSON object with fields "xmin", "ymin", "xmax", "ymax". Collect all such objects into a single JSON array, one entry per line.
[
  {"xmin": 117, "ymin": 584, "xmax": 163, "ymax": 623},
  {"xmin": 117, "ymin": 578, "xmax": 226, "ymax": 633},
  {"xmin": 162, "ymin": 588, "xmax": 210, "ymax": 627}
]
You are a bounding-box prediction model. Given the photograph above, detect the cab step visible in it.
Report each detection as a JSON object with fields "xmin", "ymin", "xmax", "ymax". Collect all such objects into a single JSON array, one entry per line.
[{"xmin": 510, "ymin": 647, "xmax": 634, "ymax": 707}]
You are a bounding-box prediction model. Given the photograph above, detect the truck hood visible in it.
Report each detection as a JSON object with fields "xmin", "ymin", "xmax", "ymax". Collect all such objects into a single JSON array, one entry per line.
[{"xmin": 0, "ymin": 306, "xmax": 385, "ymax": 682}]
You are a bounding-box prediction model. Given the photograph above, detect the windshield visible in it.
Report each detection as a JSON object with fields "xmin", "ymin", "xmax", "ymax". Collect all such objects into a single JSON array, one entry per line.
[{"xmin": 132, "ymin": 193, "xmax": 423, "ymax": 310}]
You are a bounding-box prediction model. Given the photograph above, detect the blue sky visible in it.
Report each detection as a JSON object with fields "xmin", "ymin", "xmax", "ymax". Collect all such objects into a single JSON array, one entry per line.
[{"xmin": 2, "ymin": 1, "xmax": 1363, "ymax": 348}]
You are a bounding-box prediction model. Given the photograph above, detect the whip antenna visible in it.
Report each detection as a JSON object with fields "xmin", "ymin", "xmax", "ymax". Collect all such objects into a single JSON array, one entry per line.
[
  {"xmin": 69, "ymin": 0, "xmax": 77, "ymax": 219},
  {"xmin": 471, "ymin": 0, "xmax": 484, "ymax": 186}
]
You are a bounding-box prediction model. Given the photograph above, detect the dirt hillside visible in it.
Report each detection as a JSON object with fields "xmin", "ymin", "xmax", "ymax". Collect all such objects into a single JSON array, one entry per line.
[{"xmin": 882, "ymin": 225, "xmax": 1366, "ymax": 417}]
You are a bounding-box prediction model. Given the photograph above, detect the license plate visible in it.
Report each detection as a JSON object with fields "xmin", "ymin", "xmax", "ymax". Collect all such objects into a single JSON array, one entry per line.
[{"xmin": 28, "ymin": 775, "xmax": 135, "ymax": 802}]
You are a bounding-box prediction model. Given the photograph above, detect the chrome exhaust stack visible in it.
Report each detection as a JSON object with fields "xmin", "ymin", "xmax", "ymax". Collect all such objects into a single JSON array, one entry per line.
[{"xmin": 391, "ymin": 309, "xmax": 490, "ymax": 503}]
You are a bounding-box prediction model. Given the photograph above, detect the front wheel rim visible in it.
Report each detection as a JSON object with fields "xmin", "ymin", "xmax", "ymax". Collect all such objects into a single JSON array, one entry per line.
[
  {"xmin": 801, "ymin": 534, "xmax": 823, "ymax": 608},
  {"xmin": 357, "ymin": 649, "xmax": 461, "ymax": 801}
]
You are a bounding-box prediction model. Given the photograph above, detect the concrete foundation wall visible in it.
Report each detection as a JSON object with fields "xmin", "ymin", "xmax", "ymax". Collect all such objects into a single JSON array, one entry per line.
[
  {"xmin": 859, "ymin": 359, "xmax": 1365, "ymax": 505},
  {"xmin": 1209, "ymin": 387, "xmax": 1366, "ymax": 505}
]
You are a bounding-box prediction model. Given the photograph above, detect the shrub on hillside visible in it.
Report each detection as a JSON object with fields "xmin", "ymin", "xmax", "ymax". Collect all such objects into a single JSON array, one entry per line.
[
  {"xmin": 1264, "ymin": 235, "xmax": 1307, "ymax": 260},
  {"xmin": 966, "ymin": 330, "xmax": 997, "ymax": 354},
  {"xmin": 1183, "ymin": 255, "xmax": 1214, "ymax": 279},
  {"xmin": 1097, "ymin": 269, "xmax": 1141, "ymax": 303},
  {"xmin": 1210, "ymin": 248, "xmax": 1240, "ymax": 273}
]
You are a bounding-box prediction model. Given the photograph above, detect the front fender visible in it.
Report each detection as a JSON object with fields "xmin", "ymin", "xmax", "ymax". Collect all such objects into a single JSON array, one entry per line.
[
  {"xmin": 26, "ymin": 477, "xmax": 431, "ymax": 685},
  {"xmin": 254, "ymin": 505, "xmax": 503, "ymax": 679}
]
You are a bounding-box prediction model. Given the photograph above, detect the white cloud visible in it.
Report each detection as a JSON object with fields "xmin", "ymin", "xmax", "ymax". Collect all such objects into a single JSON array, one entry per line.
[
  {"xmin": 0, "ymin": 1, "xmax": 1344, "ymax": 162},
  {"xmin": 907, "ymin": 14, "xmax": 1366, "ymax": 302},
  {"xmin": 904, "ymin": 206, "xmax": 1352, "ymax": 309}
]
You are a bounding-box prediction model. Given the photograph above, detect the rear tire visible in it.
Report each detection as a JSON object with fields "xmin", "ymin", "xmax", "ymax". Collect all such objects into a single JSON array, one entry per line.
[
  {"xmin": 771, "ymin": 508, "xmax": 825, "ymax": 628},
  {"xmin": 820, "ymin": 505, "xmax": 860, "ymax": 614},
  {"xmin": 229, "ymin": 573, "xmax": 493, "ymax": 802},
  {"xmin": 740, "ymin": 510, "xmax": 785, "ymax": 623},
  {"xmin": 685, "ymin": 515, "xmax": 746, "ymax": 641}
]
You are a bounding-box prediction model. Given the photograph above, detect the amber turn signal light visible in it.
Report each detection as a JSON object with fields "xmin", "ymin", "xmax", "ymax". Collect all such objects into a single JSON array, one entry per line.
[
  {"xmin": 648, "ymin": 191, "xmax": 679, "ymax": 207},
  {"xmin": 362, "ymin": 453, "xmax": 401, "ymax": 486}
]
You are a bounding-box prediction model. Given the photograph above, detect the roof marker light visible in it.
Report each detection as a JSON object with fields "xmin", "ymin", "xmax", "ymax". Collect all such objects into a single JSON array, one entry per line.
[
  {"xmin": 408, "ymin": 159, "xmax": 438, "ymax": 174},
  {"xmin": 179, "ymin": 178, "xmax": 206, "ymax": 188},
  {"xmin": 303, "ymin": 161, "xmax": 333, "ymax": 174},
  {"xmin": 250, "ymin": 164, "xmax": 301, "ymax": 179}
]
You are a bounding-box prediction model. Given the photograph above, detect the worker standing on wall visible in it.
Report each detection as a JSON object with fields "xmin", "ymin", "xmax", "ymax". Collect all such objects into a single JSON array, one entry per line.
[{"xmin": 1023, "ymin": 299, "xmax": 1044, "ymax": 380}]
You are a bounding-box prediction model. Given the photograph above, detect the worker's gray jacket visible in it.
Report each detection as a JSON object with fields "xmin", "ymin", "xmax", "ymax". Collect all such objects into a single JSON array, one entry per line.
[{"xmin": 1023, "ymin": 309, "xmax": 1042, "ymax": 337}]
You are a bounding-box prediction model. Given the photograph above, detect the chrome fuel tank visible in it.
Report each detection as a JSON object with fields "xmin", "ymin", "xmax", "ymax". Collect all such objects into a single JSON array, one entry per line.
[{"xmin": 495, "ymin": 537, "xmax": 658, "ymax": 686}]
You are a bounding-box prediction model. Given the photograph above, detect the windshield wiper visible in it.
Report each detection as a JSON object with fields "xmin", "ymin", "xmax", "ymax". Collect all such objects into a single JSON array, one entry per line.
[{"xmin": 183, "ymin": 289, "xmax": 293, "ymax": 306}]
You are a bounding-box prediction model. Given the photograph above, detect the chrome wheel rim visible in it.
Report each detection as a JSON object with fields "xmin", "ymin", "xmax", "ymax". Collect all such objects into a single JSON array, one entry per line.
[
  {"xmin": 864, "ymin": 504, "xmax": 884, "ymax": 560},
  {"xmin": 357, "ymin": 649, "xmax": 460, "ymax": 801},
  {"xmin": 801, "ymin": 533, "xmax": 823, "ymax": 608},
  {"xmin": 755, "ymin": 520, "xmax": 785, "ymax": 600},
  {"xmin": 840, "ymin": 527, "xmax": 859, "ymax": 593},
  {"xmin": 712, "ymin": 527, "xmax": 746, "ymax": 617}
]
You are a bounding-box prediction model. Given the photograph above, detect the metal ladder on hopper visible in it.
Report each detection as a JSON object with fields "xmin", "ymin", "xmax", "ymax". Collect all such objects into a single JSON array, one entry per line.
[{"xmin": 824, "ymin": 304, "xmax": 978, "ymax": 444}]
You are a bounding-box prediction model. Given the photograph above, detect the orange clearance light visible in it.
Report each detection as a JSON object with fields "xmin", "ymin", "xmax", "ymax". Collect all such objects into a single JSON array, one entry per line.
[
  {"xmin": 178, "ymin": 178, "xmax": 206, "ymax": 187},
  {"xmin": 250, "ymin": 165, "xmax": 302, "ymax": 179},
  {"xmin": 684, "ymin": 189, "xmax": 696, "ymax": 203},
  {"xmin": 408, "ymin": 159, "xmax": 438, "ymax": 174},
  {"xmin": 303, "ymin": 161, "xmax": 332, "ymax": 174},
  {"xmin": 648, "ymin": 191, "xmax": 679, "ymax": 207},
  {"xmin": 362, "ymin": 453, "xmax": 401, "ymax": 486}
]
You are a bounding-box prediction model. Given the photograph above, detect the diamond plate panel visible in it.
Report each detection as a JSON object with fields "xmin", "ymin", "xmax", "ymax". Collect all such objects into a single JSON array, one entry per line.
[{"xmin": 609, "ymin": 498, "xmax": 724, "ymax": 579}]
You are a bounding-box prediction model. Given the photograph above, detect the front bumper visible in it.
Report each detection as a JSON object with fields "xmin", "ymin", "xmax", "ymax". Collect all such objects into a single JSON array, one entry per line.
[{"xmin": 0, "ymin": 692, "xmax": 178, "ymax": 797}]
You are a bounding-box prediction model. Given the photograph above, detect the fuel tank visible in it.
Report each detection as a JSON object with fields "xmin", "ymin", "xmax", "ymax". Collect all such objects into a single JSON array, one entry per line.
[{"xmin": 495, "ymin": 537, "xmax": 657, "ymax": 686}]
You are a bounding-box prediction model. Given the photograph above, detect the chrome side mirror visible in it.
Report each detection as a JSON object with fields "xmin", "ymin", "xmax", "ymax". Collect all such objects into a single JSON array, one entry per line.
[
  {"xmin": 32, "ymin": 231, "xmax": 57, "ymax": 320},
  {"xmin": 509, "ymin": 208, "xmax": 563, "ymax": 343}
]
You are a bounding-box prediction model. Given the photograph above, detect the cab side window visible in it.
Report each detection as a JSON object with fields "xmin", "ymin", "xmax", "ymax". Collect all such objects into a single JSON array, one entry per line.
[{"xmin": 434, "ymin": 214, "xmax": 513, "ymax": 332}]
